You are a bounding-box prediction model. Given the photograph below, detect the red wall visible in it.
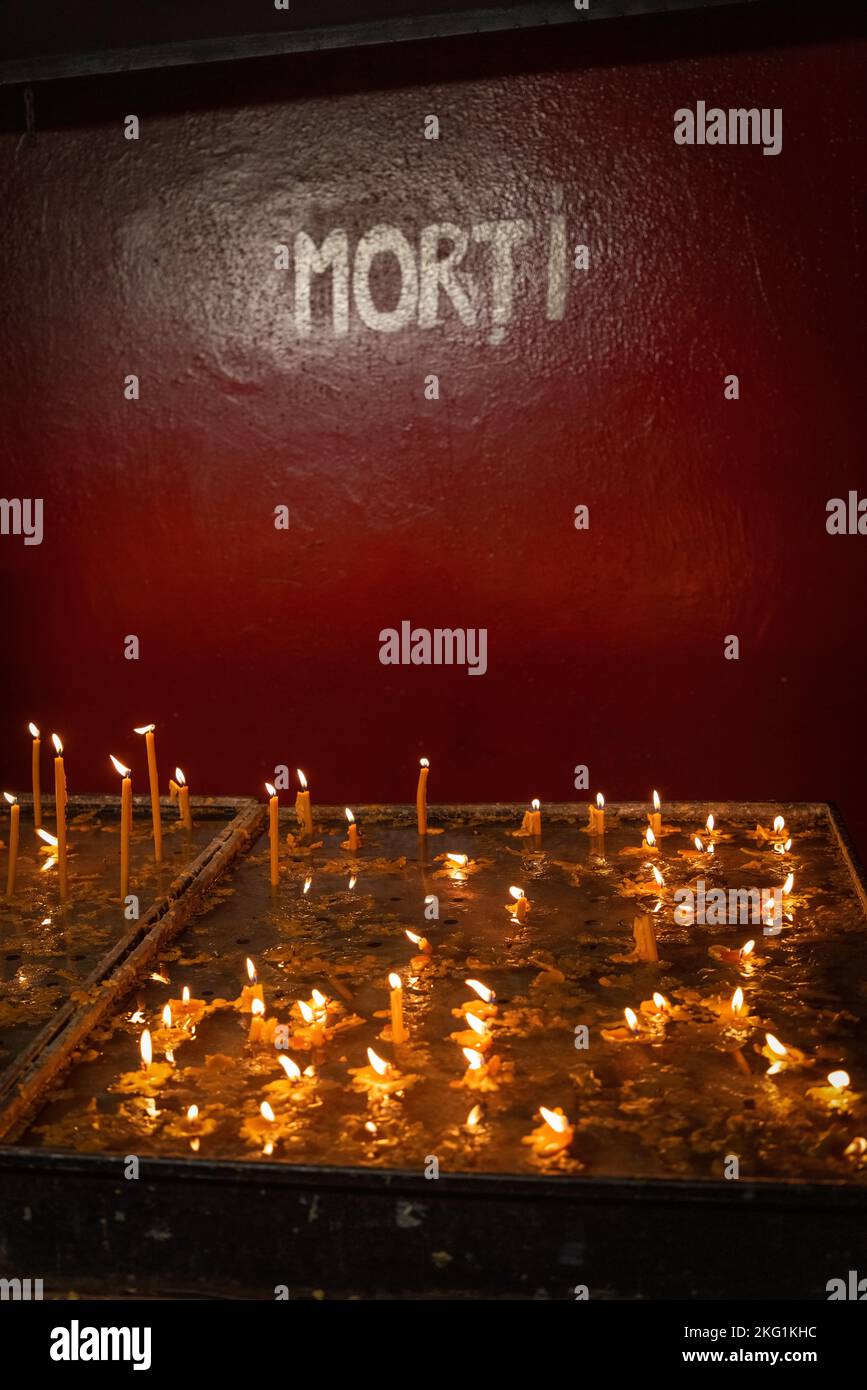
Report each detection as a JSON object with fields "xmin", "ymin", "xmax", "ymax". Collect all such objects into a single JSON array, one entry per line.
[{"xmin": 1, "ymin": 14, "xmax": 866, "ymax": 847}]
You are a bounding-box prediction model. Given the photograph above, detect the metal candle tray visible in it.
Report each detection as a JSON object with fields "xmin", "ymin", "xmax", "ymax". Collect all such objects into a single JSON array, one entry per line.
[{"xmin": 0, "ymin": 801, "xmax": 865, "ymax": 1300}]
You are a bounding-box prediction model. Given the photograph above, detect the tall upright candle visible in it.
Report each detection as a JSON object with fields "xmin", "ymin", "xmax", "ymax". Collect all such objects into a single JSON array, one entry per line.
[
  {"xmin": 28, "ymin": 722, "xmax": 41, "ymax": 828},
  {"xmin": 588, "ymin": 792, "xmax": 605, "ymax": 836},
  {"xmin": 345, "ymin": 808, "xmax": 360, "ymax": 852},
  {"xmin": 388, "ymin": 972, "xmax": 407, "ymax": 1044},
  {"xmin": 134, "ymin": 724, "xmax": 162, "ymax": 862},
  {"xmin": 295, "ymin": 769, "xmax": 313, "ymax": 838},
  {"xmin": 4, "ymin": 793, "xmax": 19, "ymax": 896},
  {"xmin": 110, "ymin": 756, "xmax": 132, "ymax": 902},
  {"xmin": 176, "ymin": 767, "xmax": 192, "ymax": 829},
  {"xmin": 266, "ymin": 783, "xmax": 279, "ymax": 885},
  {"xmin": 51, "ymin": 733, "xmax": 68, "ymax": 900},
  {"xmin": 648, "ymin": 790, "xmax": 662, "ymax": 838},
  {"xmin": 416, "ymin": 757, "xmax": 429, "ymax": 836}
]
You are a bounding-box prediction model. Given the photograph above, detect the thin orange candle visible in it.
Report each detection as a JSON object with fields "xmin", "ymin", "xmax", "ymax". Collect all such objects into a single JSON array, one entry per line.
[
  {"xmin": 51, "ymin": 733, "xmax": 68, "ymax": 900},
  {"xmin": 110, "ymin": 755, "xmax": 132, "ymax": 902},
  {"xmin": 416, "ymin": 757, "xmax": 429, "ymax": 835},
  {"xmin": 648, "ymin": 789, "xmax": 662, "ymax": 838},
  {"xmin": 344, "ymin": 808, "xmax": 360, "ymax": 852},
  {"xmin": 4, "ymin": 793, "xmax": 20, "ymax": 896},
  {"xmin": 266, "ymin": 783, "xmax": 279, "ymax": 885},
  {"xmin": 588, "ymin": 792, "xmax": 604, "ymax": 835},
  {"xmin": 295, "ymin": 769, "xmax": 313, "ymax": 838},
  {"xmin": 388, "ymin": 971, "xmax": 407, "ymax": 1044},
  {"xmin": 176, "ymin": 767, "xmax": 192, "ymax": 829},
  {"xmin": 134, "ymin": 724, "xmax": 162, "ymax": 862},
  {"xmin": 29, "ymin": 722, "xmax": 42, "ymax": 828}
]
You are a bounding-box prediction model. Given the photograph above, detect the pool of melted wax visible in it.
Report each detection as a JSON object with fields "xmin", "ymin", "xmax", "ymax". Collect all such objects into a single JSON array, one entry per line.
[
  {"xmin": 22, "ymin": 808, "xmax": 867, "ymax": 1183},
  {"xmin": 0, "ymin": 803, "xmax": 232, "ymax": 1068}
]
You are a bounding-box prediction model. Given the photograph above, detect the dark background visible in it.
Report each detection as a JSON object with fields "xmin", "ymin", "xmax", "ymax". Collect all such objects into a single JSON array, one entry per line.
[{"xmin": 1, "ymin": 5, "xmax": 865, "ymax": 846}]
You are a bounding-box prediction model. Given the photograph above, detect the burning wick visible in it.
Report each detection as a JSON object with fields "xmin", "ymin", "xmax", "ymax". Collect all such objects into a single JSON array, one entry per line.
[
  {"xmin": 507, "ymin": 885, "xmax": 530, "ymax": 922},
  {"xmin": 140, "ymin": 1029, "xmax": 153, "ymax": 1071},
  {"xmin": 624, "ymin": 1007, "xmax": 639, "ymax": 1032},
  {"xmin": 466, "ymin": 979, "xmax": 495, "ymax": 1003},
  {"xmin": 344, "ymin": 808, "xmax": 360, "ymax": 853}
]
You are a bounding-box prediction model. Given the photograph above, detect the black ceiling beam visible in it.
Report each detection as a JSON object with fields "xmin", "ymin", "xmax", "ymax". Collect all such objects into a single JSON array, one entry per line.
[{"xmin": 0, "ymin": 0, "xmax": 764, "ymax": 86}]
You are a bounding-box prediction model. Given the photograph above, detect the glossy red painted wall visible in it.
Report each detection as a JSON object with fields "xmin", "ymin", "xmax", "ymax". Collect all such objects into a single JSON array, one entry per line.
[{"xmin": 1, "ymin": 16, "xmax": 865, "ymax": 846}]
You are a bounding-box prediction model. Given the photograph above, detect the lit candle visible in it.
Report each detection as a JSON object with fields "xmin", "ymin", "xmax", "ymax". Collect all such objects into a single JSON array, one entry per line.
[
  {"xmin": 110, "ymin": 755, "xmax": 132, "ymax": 902},
  {"xmin": 588, "ymin": 792, "xmax": 605, "ymax": 835},
  {"xmin": 388, "ymin": 972, "xmax": 407, "ymax": 1044},
  {"xmin": 416, "ymin": 757, "xmax": 429, "ymax": 836},
  {"xmin": 507, "ymin": 885, "xmax": 530, "ymax": 922},
  {"xmin": 238, "ymin": 957, "xmax": 265, "ymax": 1012},
  {"xmin": 133, "ymin": 724, "xmax": 162, "ymax": 862},
  {"xmin": 28, "ymin": 722, "xmax": 41, "ymax": 828},
  {"xmin": 349, "ymin": 1046, "xmax": 417, "ymax": 1094},
  {"xmin": 405, "ymin": 928, "xmax": 432, "ymax": 967},
  {"xmin": 529, "ymin": 798, "xmax": 541, "ymax": 836},
  {"xmin": 248, "ymin": 996, "xmax": 278, "ymax": 1045},
  {"xmin": 523, "ymin": 1106, "xmax": 574, "ymax": 1156},
  {"xmin": 51, "ymin": 733, "xmax": 68, "ymax": 900},
  {"xmin": 343, "ymin": 808, "xmax": 360, "ymax": 852},
  {"xmin": 648, "ymin": 789, "xmax": 662, "ymax": 838},
  {"xmin": 295, "ymin": 769, "xmax": 313, "ymax": 838},
  {"xmin": 266, "ymin": 782, "xmax": 279, "ymax": 885},
  {"xmin": 807, "ymin": 1070, "xmax": 857, "ymax": 1110},
  {"xmin": 175, "ymin": 768, "xmax": 192, "ymax": 829},
  {"xmin": 4, "ymin": 793, "xmax": 20, "ymax": 896}
]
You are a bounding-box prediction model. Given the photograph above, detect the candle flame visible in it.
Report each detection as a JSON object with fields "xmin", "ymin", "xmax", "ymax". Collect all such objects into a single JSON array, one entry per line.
[
  {"xmin": 246, "ymin": 957, "xmax": 257, "ymax": 983},
  {"xmin": 405, "ymin": 929, "xmax": 421, "ymax": 945},
  {"xmin": 3, "ymin": 791, "xmax": 16, "ymax": 805},
  {"xmin": 28, "ymin": 722, "xmax": 40, "ymax": 738},
  {"xmin": 653, "ymin": 992, "xmax": 668, "ymax": 1012},
  {"xmin": 51, "ymin": 733, "xmax": 63, "ymax": 755},
  {"xmin": 596, "ymin": 792, "xmax": 604, "ymax": 809},
  {"xmin": 348, "ymin": 875, "xmax": 357, "ymax": 890},
  {"xmin": 182, "ymin": 986, "xmax": 190, "ymax": 1003},
  {"xmin": 388, "ymin": 972, "xmax": 402, "ymax": 991},
  {"xmin": 110, "ymin": 754, "xmax": 130, "ymax": 777},
  {"xmin": 140, "ymin": 1029, "xmax": 153, "ymax": 1067},
  {"xmin": 175, "ymin": 768, "xmax": 186, "ymax": 786},
  {"xmin": 345, "ymin": 808, "xmax": 355, "ymax": 823},
  {"xmin": 367, "ymin": 1047, "xmax": 389, "ymax": 1076},
  {"xmin": 311, "ymin": 988, "xmax": 327, "ymax": 1009},
  {"xmin": 509, "ymin": 885, "xmax": 525, "ymax": 901},
  {"xmin": 773, "ymin": 815, "xmax": 785, "ymax": 833},
  {"xmin": 462, "ymin": 1047, "xmax": 484, "ymax": 1071},
  {"xmin": 531, "ymin": 798, "xmax": 540, "ymax": 811},
  {"xmin": 162, "ymin": 1004, "xmax": 172, "ymax": 1027},
  {"xmin": 539, "ymin": 1106, "xmax": 569, "ymax": 1134},
  {"xmin": 624, "ymin": 1007, "xmax": 638, "ymax": 1032},
  {"xmin": 783, "ymin": 873, "xmax": 794, "ymax": 895},
  {"xmin": 466, "ymin": 1104, "xmax": 481, "ymax": 1129},
  {"xmin": 694, "ymin": 837, "xmax": 704, "ymax": 852},
  {"xmin": 133, "ymin": 724, "xmax": 155, "ymax": 736},
  {"xmin": 652, "ymin": 790, "xmax": 660, "ymax": 811},
  {"xmin": 466, "ymin": 979, "xmax": 495, "ymax": 1003},
  {"xmin": 706, "ymin": 813, "xmax": 715, "ymax": 833},
  {"xmin": 279, "ymin": 1056, "xmax": 302, "ymax": 1080},
  {"xmin": 303, "ymin": 875, "xmax": 312, "ymax": 894},
  {"xmin": 731, "ymin": 987, "xmax": 745, "ymax": 1015},
  {"xmin": 419, "ymin": 757, "xmax": 429, "ymax": 768},
  {"xmin": 251, "ymin": 997, "xmax": 265, "ymax": 1017},
  {"xmin": 651, "ymin": 865, "xmax": 664, "ymax": 888},
  {"xmin": 447, "ymin": 853, "xmax": 468, "ymax": 867},
  {"xmin": 740, "ymin": 939, "xmax": 755, "ymax": 958},
  {"xmin": 297, "ymin": 769, "xmax": 308, "ymax": 789},
  {"xmin": 297, "ymin": 999, "xmax": 314, "ymax": 1023},
  {"xmin": 465, "ymin": 1012, "xmax": 487, "ymax": 1036},
  {"xmin": 645, "ymin": 828, "xmax": 656, "ymax": 848},
  {"xmin": 41, "ymin": 856, "xmax": 56, "ymax": 871},
  {"xmin": 265, "ymin": 782, "xmax": 276, "ymax": 798},
  {"xmin": 187, "ymin": 1104, "xmax": 199, "ymax": 1121},
  {"xmin": 37, "ymin": 828, "xmax": 58, "ymax": 847},
  {"xmin": 765, "ymin": 1032, "xmax": 788, "ymax": 1057},
  {"xmin": 260, "ymin": 1101, "xmax": 275, "ymax": 1122},
  {"xmin": 828, "ymin": 1070, "xmax": 850, "ymax": 1090}
]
